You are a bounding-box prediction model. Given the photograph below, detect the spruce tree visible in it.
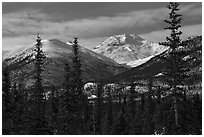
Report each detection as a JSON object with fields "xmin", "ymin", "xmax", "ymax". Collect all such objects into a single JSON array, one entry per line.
[
  {"xmin": 72, "ymin": 37, "xmax": 83, "ymax": 134},
  {"xmin": 159, "ymin": 2, "xmax": 187, "ymax": 132},
  {"xmin": 70, "ymin": 37, "xmax": 87, "ymax": 134},
  {"xmin": 32, "ymin": 34, "xmax": 51, "ymax": 134},
  {"xmin": 72, "ymin": 37, "xmax": 83, "ymax": 95}
]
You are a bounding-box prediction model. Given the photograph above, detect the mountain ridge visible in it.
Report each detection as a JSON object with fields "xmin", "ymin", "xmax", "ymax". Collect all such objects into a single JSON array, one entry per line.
[
  {"xmin": 2, "ymin": 39, "xmax": 129, "ymax": 87},
  {"xmin": 93, "ymin": 34, "xmax": 168, "ymax": 67},
  {"xmin": 98, "ymin": 36, "xmax": 202, "ymax": 85}
]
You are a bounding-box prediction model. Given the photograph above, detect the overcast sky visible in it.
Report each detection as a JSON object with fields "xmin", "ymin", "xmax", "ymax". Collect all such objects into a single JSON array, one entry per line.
[{"xmin": 2, "ymin": 2, "xmax": 202, "ymax": 50}]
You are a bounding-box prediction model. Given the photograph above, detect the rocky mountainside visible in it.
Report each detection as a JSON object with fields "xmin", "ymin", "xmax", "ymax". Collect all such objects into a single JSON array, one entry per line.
[
  {"xmin": 3, "ymin": 39, "xmax": 129, "ymax": 88},
  {"xmin": 93, "ymin": 34, "xmax": 168, "ymax": 67},
  {"xmin": 99, "ymin": 36, "xmax": 202, "ymax": 86}
]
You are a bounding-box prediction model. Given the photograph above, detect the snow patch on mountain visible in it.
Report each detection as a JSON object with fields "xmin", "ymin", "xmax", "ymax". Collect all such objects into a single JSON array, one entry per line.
[{"xmin": 127, "ymin": 55, "xmax": 154, "ymax": 67}]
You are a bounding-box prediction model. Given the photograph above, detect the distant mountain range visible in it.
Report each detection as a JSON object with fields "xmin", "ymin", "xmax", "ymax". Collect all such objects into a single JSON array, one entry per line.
[
  {"xmin": 2, "ymin": 34, "xmax": 201, "ymax": 88},
  {"xmin": 93, "ymin": 34, "xmax": 168, "ymax": 67}
]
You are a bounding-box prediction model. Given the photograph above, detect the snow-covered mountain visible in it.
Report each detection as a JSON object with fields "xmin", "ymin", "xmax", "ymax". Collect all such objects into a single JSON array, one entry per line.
[
  {"xmin": 3, "ymin": 39, "xmax": 129, "ymax": 87},
  {"xmin": 93, "ymin": 34, "xmax": 168, "ymax": 67},
  {"xmin": 99, "ymin": 36, "xmax": 202, "ymax": 85}
]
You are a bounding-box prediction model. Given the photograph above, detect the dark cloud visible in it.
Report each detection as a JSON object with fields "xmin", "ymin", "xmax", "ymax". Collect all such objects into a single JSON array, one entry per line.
[{"xmin": 2, "ymin": 2, "xmax": 202, "ymax": 50}]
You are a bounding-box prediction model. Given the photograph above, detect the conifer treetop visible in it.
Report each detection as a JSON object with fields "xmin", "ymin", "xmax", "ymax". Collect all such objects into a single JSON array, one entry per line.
[
  {"xmin": 160, "ymin": 2, "xmax": 182, "ymax": 49},
  {"xmin": 36, "ymin": 33, "xmax": 42, "ymax": 46},
  {"xmin": 73, "ymin": 37, "xmax": 78, "ymax": 45}
]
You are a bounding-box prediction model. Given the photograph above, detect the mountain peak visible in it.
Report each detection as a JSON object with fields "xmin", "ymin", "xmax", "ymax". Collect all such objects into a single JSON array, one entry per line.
[
  {"xmin": 93, "ymin": 34, "xmax": 167, "ymax": 67},
  {"xmin": 95, "ymin": 34, "xmax": 144, "ymax": 49},
  {"xmin": 41, "ymin": 39, "xmax": 72, "ymax": 53}
]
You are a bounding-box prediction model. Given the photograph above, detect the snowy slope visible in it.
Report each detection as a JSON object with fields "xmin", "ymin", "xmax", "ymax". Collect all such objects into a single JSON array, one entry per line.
[
  {"xmin": 99, "ymin": 36, "xmax": 202, "ymax": 85},
  {"xmin": 93, "ymin": 34, "xmax": 168, "ymax": 67},
  {"xmin": 3, "ymin": 39, "xmax": 129, "ymax": 87}
]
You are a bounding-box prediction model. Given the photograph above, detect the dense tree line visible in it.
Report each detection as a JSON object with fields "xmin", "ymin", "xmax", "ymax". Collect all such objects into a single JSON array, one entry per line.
[{"xmin": 2, "ymin": 2, "xmax": 202, "ymax": 135}]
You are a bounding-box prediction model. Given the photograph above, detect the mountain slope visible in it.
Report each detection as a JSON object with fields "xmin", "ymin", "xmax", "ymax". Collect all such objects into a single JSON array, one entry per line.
[
  {"xmin": 99, "ymin": 36, "xmax": 202, "ymax": 85},
  {"xmin": 93, "ymin": 34, "xmax": 168, "ymax": 67},
  {"xmin": 3, "ymin": 39, "xmax": 129, "ymax": 87}
]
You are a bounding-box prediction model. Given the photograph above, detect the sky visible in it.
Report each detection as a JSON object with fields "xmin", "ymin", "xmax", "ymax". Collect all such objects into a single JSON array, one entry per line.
[{"xmin": 2, "ymin": 2, "xmax": 202, "ymax": 50}]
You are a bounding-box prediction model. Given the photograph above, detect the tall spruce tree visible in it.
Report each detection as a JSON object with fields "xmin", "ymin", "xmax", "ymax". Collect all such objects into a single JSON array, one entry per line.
[
  {"xmin": 72, "ymin": 37, "xmax": 83, "ymax": 95},
  {"xmin": 71, "ymin": 37, "xmax": 87, "ymax": 134},
  {"xmin": 159, "ymin": 2, "xmax": 187, "ymax": 132},
  {"xmin": 32, "ymin": 34, "xmax": 51, "ymax": 134}
]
